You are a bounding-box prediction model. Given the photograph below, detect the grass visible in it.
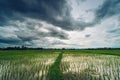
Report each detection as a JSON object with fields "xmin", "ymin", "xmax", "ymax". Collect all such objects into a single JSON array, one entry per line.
[
  {"xmin": 48, "ymin": 53, "xmax": 63, "ymax": 80},
  {"xmin": 0, "ymin": 50, "xmax": 120, "ymax": 80}
]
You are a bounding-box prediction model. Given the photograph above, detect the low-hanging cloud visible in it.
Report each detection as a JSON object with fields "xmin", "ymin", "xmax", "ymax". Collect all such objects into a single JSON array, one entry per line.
[{"xmin": 0, "ymin": 18, "xmax": 69, "ymax": 47}]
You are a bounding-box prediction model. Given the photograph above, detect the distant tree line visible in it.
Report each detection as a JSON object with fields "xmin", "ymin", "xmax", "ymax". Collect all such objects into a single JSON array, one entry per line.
[
  {"xmin": 0, "ymin": 46, "xmax": 43, "ymax": 50},
  {"xmin": 0, "ymin": 46, "xmax": 120, "ymax": 50},
  {"xmin": 82, "ymin": 47, "xmax": 120, "ymax": 50}
]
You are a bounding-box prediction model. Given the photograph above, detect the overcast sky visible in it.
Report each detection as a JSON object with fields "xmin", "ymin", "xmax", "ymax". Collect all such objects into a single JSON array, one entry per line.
[{"xmin": 0, "ymin": 0, "xmax": 120, "ymax": 48}]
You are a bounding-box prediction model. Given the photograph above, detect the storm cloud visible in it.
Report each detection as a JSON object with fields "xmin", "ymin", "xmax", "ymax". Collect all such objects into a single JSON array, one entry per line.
[
  {"xmin": 0, "ymin": 18, "xmax": 69, "ymax": 47},
  {"xmin": 96, "ymin": 0, "xmax": 120, "ymax": 19},
  {"xmin": 0, "ymin": 0, "xmax": 120, "ymax": 29},
  {"xmin": 0, "ymin": 0, "xmax": 120, "ymax": 48},
  {"xmin": 0, "ymin": 0, "xmax": 71, "ymax": 28}
]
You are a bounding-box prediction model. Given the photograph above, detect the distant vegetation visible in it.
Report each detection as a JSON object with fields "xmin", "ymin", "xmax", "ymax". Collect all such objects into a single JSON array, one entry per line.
[{"xmin": 0, "ymin": 46, "xmax": 120, "ymax": 50}]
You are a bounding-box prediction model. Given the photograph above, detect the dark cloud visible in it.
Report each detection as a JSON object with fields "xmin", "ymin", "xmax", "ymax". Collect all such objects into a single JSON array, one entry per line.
[
  {"xmin": 85, "ymin": 34, "xmax": 91, "ymax": 38},
  {"xmin": 70, "ymin": 0, "xmax": 120, "ymax": 30},
  {"xmin": 0, "ymin": 0, "xmax": 120, "ymax": 30},
  {"xmin": 46, "ymin": 27, "xmax": 69, "ymax": 39},
  {"xmin": 108, "ymin": 28, "xmax": 120, "ymax": 33},
  {"xmin": 15, "ymin": 26, "xmax": 68, "ymax": 41},
  {"xmin": 51, "ymin": 40, "xmax": 67, "ymax": 45},
  {"xmin": 0, "ymin": 17, "xmax": 69, "ymax": 46},
  {"xmin": 96, "ymin": 0, "xmax": 120, "ymax": 20},
  {"xmin": 0, "ymin": 0, "xmax": 120, "ymax": 48},
  {"xmin": 15, "ymin": 20, "xmax": 69, "ymax": 40},
  {"xmin": 0, "ymin": 0, "xmax": 71, "ymax": 28},
  {"xmin": 107, "ymin": 28, "xmax": 120, "ymax": 37},
  {"xmin": 0, "ymin": 19, "xmax": 69, "ymax": 47},
  {"xmin": 74, "ymin": 0, "xmax": 120, "ymax": 30},
  {"xmin": 0, "ymin": 0, "xmax": 94, "ymax": 30},
  {"xmin": 0, "ymin": 36, "xmax": 20, "ymax": 44}
]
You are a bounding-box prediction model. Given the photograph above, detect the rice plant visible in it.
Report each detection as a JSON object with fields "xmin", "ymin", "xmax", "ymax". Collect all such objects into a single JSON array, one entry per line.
[
  {"xmin": 60, "ymin": 54, "xmax": 120, "ymax": 80},
  {"xmin": 0, "ymin": 50, "xmax": 120, "ymax": 80},
  {"xmin": 0, "ymin": 52, "xmax": 58, "ymax": 80}
]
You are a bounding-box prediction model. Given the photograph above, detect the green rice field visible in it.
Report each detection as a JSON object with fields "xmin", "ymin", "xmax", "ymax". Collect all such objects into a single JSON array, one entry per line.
[{"xmin": 0, "ymin": 50, "xmax": 120, "ymax": 80}]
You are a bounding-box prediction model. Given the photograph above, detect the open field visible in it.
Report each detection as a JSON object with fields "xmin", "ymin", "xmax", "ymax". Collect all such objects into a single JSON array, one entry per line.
[{"xmin": 0, "ymin": 50, "xmax": 120, "ymax": 80}]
